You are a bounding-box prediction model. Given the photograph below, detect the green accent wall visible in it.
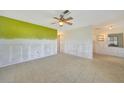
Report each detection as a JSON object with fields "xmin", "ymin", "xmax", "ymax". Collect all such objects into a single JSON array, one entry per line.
[{"xmin": 0, "ymin": 16, "xmax": 57, "ymax": 39}]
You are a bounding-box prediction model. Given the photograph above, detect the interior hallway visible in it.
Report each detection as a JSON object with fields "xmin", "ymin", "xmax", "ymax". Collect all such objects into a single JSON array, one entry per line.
[{"xmin": 0, "ymin": 53, "xmax": 124, "ymax": 83}]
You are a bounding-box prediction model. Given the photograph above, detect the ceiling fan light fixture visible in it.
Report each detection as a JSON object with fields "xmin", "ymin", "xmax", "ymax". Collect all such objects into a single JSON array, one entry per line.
[{"xmin": 59, "ymin": 21, "xmax": 64, "ymax": 26}]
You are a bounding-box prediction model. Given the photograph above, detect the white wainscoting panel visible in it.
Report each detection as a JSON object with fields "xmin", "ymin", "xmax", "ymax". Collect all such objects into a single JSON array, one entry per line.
[
  {"xmin": 0, "ymin": 39, "xmax": 57, "ymax": 68},
  {"xmin": 63, "ymin": 41, "xmax": 93, "ymax": 59}
]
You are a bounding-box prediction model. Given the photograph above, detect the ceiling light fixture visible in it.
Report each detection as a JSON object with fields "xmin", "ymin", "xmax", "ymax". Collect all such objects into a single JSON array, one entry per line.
[{"xmin": 59, "ymin": 21, "xmax": 64, "ymax": 26}]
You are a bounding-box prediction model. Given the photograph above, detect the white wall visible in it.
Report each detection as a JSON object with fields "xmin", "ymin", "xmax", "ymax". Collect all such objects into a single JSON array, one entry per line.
[
  {"xmin": 93, "ymin": 26, "xmax": 124, "ymax": 58},
  {"xmin": 0, "ymin": 39, "xmax": 57, "ymax": 68},
  {"xmin": 0, "ymin": 11, "xmax": 3, "ymax": 15},
  {"xmin": 61, "ymin": 26, "xmax": 93, "ymax": 59}
]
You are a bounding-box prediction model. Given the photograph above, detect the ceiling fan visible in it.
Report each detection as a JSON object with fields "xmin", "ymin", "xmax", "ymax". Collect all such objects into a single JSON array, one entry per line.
[{"xmin": 52, "ymin": 10, "xmax": 73, "ymax": 27}]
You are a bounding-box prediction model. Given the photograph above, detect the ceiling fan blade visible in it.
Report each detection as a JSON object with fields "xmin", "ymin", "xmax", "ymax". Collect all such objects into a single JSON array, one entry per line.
[
  {"xmin": 65, "ymin": 17, "xmax": 73, "ymax": 21},
  {"xmin": 51, "ymin": 22, "xmax": 56, "ymax": 24},
  {"xmin": 65, "ymin": 21, "xmax": 73, "ymax": 25},
  {"xmin": 63, "ymin": 10, "xmax": 70, "ymax": 14},
  {"xmin": 53, "ymin": 17, "xmax": 60, "ymax": 20},
  {"xmin": 51, "ymin": 21, "xmax": 58, "ymax": 25}
]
